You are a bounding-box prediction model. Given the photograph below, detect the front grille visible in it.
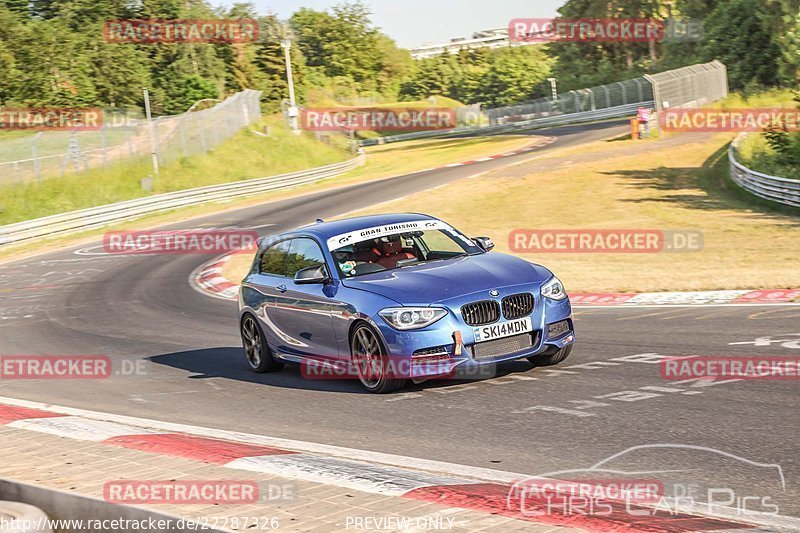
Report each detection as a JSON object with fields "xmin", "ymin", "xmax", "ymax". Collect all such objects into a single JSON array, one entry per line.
[
  {"xmin": 470, "ymin": 332, "xmax": 535, "ymax": 360},
  {"xmin": 502, "ymin": 293, "xmax": 534, "ymax": 319},
  {"xmin": 413, "ymin": 346, "xmax": 450, "ymax": 358},
  {"xmin": 461, "ymin": 300, "xmax": 500, "ymax": 326}
]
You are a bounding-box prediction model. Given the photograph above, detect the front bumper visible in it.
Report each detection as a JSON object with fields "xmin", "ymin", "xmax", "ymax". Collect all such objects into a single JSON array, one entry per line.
[{"xmin": 373, "ymin": 295, "xmax": 574, "ymax": 379}]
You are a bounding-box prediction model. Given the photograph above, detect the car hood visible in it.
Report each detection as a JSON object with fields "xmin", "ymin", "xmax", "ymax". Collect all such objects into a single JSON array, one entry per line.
[{"xmin": 341, "ymin": 253, "xmax": 553, "ymax": 305}]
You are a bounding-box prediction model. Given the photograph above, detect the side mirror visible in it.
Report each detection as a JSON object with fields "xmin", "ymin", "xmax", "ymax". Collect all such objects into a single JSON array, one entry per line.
[
  {"xmin": 294, "ymin": 265, "xmax": 331, "ymax": 285},
  {"xmin": 472, "ymin": 236, "xmax": 495, "ymax": 252}
]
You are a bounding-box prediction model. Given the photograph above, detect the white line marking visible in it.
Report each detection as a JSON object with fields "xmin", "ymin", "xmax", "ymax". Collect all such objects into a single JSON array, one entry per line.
[
  {"xmin": 0, "ymin": 396, "xmax": 797, "ymax": 531},
  {"xmin": 7, "ymin": 416, "xmax": 160, "ymax": 441},
  {"xmin": 200, "ymin": 275, "xmax": 227, "ymax": 285},
  {"xmin": 0, "ymin": 395, "xmax": 522, "ymax": 483},
  {"xmin": 189, "ymin": 261, "xmax": 237, "ymax": 301},
  {"xmin": 226, "ymin": 454, "xmax": 469, "ymax": 496}
]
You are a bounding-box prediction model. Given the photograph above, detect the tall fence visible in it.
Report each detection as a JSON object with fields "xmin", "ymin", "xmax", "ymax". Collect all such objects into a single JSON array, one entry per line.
[
  {"xmin": 487, "ymin": 77, "xmax": 653, "ymax": 125},
  {"xmin": 489, "ymin": 61, "xmax": 728, "ymax": 127},
  {"xmin": 0, "ymin": 89, "xmax": 262, "ymax": 183},
  {"xmin": 360, "ymin": 61, "xmax": 728, "ymax": 146},
  {"xmin": 645, "ymin": 61, "xmax": 728, "ymax": 115}
]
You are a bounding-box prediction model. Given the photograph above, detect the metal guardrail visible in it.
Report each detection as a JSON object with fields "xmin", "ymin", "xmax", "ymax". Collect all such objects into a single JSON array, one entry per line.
[
  {"xmin": 0, "ymin": 153, "xmax": 366, "ymax": 247},
  {"xmin": 359, "ymin": 102, "xmax": 651, "ymax": 146},
  {"xmin": 729, "ymin": 133, "xmax": 800, "ymax": 208}
]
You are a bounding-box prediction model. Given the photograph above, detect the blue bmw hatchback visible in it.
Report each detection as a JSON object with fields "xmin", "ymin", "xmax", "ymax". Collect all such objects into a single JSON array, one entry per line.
[{"xmin": 239, "ymin": 213, "xmax": 574, "ymax": 393}]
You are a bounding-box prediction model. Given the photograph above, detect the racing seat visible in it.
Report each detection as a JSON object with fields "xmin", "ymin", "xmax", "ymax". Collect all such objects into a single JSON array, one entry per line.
[
  {"xmin": 354, "ymin": 240, "xmax": 381, "ymax": 264},
  {"xmin": 376, "ymin": 238, "xmax": 415, "ymax": 269}
]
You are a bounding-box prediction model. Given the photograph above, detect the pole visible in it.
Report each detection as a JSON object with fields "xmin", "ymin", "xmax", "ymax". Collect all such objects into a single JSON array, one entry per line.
[
  {"xmin": 31, "ymin": 132, "xmax": 41, "ymax": 181},
  {"xmin": 281, "ymin": 40, "xmax": 300, "ymax": 134},
  {"xmin": 143, "ymin": 88, "xmax": 160, "ymax": 177},
  {"xmin": 547, "ymin": 77, "xmax": 558, "ymax": 101}
]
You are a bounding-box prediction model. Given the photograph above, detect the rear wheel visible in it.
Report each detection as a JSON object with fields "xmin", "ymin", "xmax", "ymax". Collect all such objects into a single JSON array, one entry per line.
[
  {"xmin": 527, "ymin": 344, "xmax": 572, "ymax": 367},
  {"xmin": 351, "ymin": 323, "xmax": 404, "ymax": 394},
  {"xmin": 240, "ymin": 314, "xmax": 284, "ymax": 373}
]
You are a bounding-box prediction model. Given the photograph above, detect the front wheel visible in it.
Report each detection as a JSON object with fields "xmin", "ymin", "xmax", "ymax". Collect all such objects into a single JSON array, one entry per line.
[
  {"xmin": 240, "ymin": 314, "xmax": 284, "ymax": 373},
  {"xmin": 527, "ymin": 344, "xmax": 572, "ymax": 367},
  {"xmin": 351, "ymin": 323, "xmax": 404, "ymax": 394}
]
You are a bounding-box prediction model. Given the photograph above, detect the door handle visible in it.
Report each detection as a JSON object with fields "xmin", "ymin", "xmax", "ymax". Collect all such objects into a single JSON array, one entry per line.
[{"xmin": 277, "ymin": 284, "xmax": 288, "ymax": 293}]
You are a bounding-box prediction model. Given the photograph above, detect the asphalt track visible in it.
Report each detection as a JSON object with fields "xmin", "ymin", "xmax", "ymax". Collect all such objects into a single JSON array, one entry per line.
[{"xmin": 0, "ymin": 120, "xmax": 798, "ymax": 521}]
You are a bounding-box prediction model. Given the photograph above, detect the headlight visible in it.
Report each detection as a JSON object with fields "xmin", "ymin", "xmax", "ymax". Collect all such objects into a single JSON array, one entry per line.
[
  {"xmin": 379, "ymin": 307, "xmax": 448, "ymax": 330},
  {"xmin": 541, "ymin": 276, "xmax": 567, "ymax": 301}
]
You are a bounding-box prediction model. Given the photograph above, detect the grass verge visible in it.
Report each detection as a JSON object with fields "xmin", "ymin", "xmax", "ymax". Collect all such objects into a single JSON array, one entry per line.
[
  {"xmin": 0, "ymin": 130, "xmax": 539, "ymax": 264},
  {"xmin": 338, "ymin": 131, "xmax": 800, "ymax": 293},
  {"xmin": 721, "ymin": 89, "xmax": 799, "ymax": 180},
  {"xmin": 0, "ymin": 115, "xmax": 350, "ymax": 225}
]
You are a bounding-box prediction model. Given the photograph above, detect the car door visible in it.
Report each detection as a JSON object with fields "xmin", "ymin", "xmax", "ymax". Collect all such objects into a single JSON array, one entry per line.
[
  {"xmin": 245, "ymin": 239, "xmax": 296, "ymax": 351},
  {"xmin": 270, "ymin": 237, "xmax": 339, "ymax": 360}
]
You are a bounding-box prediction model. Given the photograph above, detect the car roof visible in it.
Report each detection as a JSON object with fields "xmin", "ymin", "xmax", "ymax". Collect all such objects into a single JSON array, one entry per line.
[{"xmin": 296, "ymin": 213, "xmax": 439, "ymax": 241}]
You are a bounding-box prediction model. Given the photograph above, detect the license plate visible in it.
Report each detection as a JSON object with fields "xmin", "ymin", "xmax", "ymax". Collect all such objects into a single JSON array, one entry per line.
[{"xmin": 473, "ymin": 317, "xmax": 533, "ymax": 343}]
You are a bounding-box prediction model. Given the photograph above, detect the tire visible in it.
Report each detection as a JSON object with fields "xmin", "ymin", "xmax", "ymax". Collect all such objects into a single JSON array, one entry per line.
[
  {"xmin": 350, "ymin": 323, "xmax": 405, "ymax": 394},
  {"xmin": 527, "ymin": 344, "xmax": 572, "ymax": 367},
  {"xmin": 240, "ymin": 314, "xmax": 284, "ymax": 373}
]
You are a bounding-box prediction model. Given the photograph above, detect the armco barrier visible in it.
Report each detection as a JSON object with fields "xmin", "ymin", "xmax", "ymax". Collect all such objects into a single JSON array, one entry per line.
[
  {"xmin": 0, "ymin": 477, "xmax": 215, "ymax": 532},
  {"xmin": 729, "ymin": 133, "xmax": 800, "ymax": 208},
  {"xmin": 0, "ymin": 153, "xmax": 365, "ymax": 247},
  {"xmin": 358, "ymin": 102, "xmax": 651, "ymax": 146}
]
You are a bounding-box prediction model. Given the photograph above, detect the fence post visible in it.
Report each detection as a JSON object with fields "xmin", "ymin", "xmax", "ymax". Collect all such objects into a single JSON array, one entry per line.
[
  {"xmin": 616, "ymin": 82, "xmax": 627, "ymax": 105},
  {"xmin": 68, "ymin": 132, "xmax": 81, "ymax": 173},
  {"xmin": 31, "ymin": 133, "xmax": 41, "ymax": 181},
  {"xmin": 143, "ymin": 88, "xmax": 160, "ymax": 177},
  {"xmin": 634, "ymin": 78, "xmax": 644, "ymax": 101},
  {"xmin": 101, "ymin": 121, "xmax": 108, "ymax": 167},
  {"xmin": 179, "ymin": 116, "xmax": 188, "ymax": 158}
]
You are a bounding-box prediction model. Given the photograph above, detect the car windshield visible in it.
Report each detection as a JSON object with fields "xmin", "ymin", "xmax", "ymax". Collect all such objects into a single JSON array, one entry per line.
[{"xmin": 331, "ymin": 228, "xmax": 482, "ymax": 278}]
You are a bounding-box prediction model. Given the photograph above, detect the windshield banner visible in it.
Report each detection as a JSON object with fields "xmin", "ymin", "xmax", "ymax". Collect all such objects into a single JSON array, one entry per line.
[{"xmin": 326, "ymin": 220, "xmax": 451, "ymax": 251}]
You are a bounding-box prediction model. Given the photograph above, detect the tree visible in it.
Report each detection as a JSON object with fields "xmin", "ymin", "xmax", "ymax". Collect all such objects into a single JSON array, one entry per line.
[
  {"xmin": 10, "ymin": 19, "xmax": 98, "ymax": 106},
  {"xmin": 290, "ymin": 1, "xmax": 383, "ymax": 90},
  {"xmin": 700, "ymin": 0, "xmax": 783, "ymax": 89},
  {"xmin": 479, "ymin": 47, "xmax": 552, "ymax": 107},
  {"xmin": 548, "ymin": 0, "xmax": 664, "ymax": 91},
  {"xmin": 251, "ymin": 14, "xmax": 306, "ymax": 111},
  {"xmin": 398, "ymin": 54, "xmax": 458, "ymax": 100},
  {"xmin": 88, "ymin": 39, "xmax": 152, "ymax": 108},
  {"xmin": 0, "ymin": 40, "xmax": 17, "ymax": 105},
  {"xmin": 763, "ymin": 92, "xmax": 800, "ymax": 173},
  {"xmin": 220, "ymin": 4, "xmax": 267, "ymax": 93}
]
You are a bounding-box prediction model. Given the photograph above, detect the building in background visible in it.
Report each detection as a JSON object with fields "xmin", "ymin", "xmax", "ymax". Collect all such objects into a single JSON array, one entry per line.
[{"xmin": 409, "ymin": 28, "xmax": 539, "ymax": 59}]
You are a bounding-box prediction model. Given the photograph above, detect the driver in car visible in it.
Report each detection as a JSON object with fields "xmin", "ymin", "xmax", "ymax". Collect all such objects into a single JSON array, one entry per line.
[{"xmin": 333, "ymin": 249, "xmax": 358, "ymax": 276}]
